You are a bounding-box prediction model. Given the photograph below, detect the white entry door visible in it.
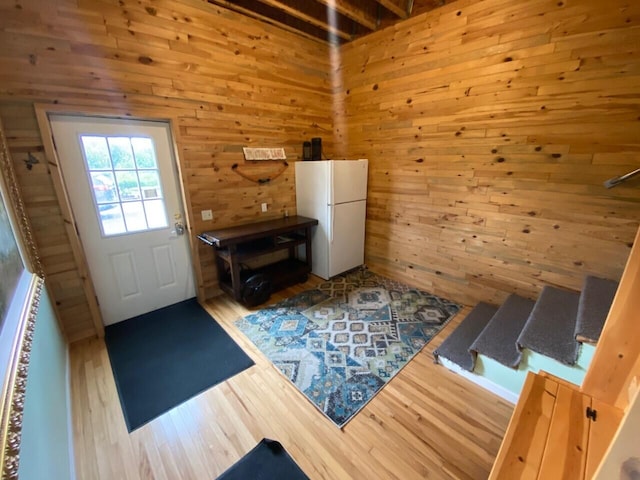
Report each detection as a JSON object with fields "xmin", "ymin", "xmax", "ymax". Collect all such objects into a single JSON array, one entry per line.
[{"xmin": 50, "ymin": 115, "xmax": 195, "ymax": 325}]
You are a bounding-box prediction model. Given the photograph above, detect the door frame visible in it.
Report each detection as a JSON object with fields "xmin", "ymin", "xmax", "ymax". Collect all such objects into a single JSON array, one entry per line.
[{"xmin": 35, "ymin": 103, "xmax": 202, "ymax": 338}]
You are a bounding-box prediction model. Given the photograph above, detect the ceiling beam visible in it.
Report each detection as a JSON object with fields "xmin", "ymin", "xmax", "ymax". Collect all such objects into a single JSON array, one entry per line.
[
  {"xmin": 254, "ymin": 0, "xmax": 353, "ymax": 41},
  {"xmin": 313, "ymin": 0, "xmax": 378, "ymax": 31},
  {"xmin": 374, "ymin": 0, "xmax": 411, "ymax": 18},
  {"xmin": 207, "ymin": 0, "xmax": 329, "ymax": 43}
]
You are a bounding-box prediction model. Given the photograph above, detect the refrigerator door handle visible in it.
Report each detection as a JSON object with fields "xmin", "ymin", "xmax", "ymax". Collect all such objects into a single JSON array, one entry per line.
[
  {"xmin": 328, "ymin": 205, "xmax": 334, "ymax": 244},
  {"xmin": 331, "ymin": 208, "xmax": 335, "ymax": 243},
  {"xmin": 328, "ymin": 160, "xmax": 334, "ymax": 205}
]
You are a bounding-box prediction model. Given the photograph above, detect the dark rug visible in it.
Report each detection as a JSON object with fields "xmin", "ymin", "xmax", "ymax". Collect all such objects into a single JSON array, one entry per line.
[
  {"xmin": 216, "ymin": 439, "xmax": 309, "ymax": 480},
  {"xmin": 105, "ymin": 298, "xmax": 254, "ymax": 432},
  {"xmin": 236, "ymin": 268, "xmax": 460, "ymax": 428}
]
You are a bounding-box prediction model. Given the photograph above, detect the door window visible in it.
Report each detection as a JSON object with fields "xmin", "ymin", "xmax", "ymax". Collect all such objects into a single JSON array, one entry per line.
[{"xmin": 79, "ymin": 135, "xmax": 168, "ymax": 236}]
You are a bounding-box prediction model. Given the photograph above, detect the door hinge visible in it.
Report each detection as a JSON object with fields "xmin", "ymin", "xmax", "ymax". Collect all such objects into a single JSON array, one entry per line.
[{"xmin": 586, "ymin": 406, "xmax": 597, "ymax": 421}]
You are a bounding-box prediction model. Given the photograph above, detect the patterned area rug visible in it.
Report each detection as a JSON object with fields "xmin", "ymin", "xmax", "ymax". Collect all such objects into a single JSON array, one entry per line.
[{"xmin": 235, "ymin": 269, "xmax": 460, "ymax": 428}]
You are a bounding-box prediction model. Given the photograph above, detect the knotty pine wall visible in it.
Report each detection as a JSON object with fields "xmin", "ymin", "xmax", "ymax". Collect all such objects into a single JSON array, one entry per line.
[
  {"xmin": 3, "ymin": 0, "xmax": 640, "ymax": 340},
  {"xmin": 0, "ymin": 0, "xmax": 332, "ymax": 340},
  {"xmin": 338, "ymin": 0, "xmax": 640, "ymax": 305},
  {"xmin": 0, "ymin": 103, "xmax": 91, "ymax": 340}
]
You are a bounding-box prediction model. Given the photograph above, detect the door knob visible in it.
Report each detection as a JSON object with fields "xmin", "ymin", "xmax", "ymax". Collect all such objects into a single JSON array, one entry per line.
[{"xmin": 174, "ymin": 222, "xmax": 185, "ymax": 235}]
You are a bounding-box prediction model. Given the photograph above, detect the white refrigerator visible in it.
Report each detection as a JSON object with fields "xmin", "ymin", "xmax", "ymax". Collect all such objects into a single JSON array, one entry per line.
[{"xmin": 295, "ymin": 159, "xmax": 368, "ymax": 280}]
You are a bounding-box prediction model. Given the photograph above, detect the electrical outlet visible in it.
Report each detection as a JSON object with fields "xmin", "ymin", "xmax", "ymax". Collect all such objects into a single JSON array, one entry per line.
[
  {"xmin": 261, "ymin": 203, "xmax": 268, "ymax": 213},
  {"xmin": 201, "ymin": 209, "xmax": 213, "ymax": 221}
]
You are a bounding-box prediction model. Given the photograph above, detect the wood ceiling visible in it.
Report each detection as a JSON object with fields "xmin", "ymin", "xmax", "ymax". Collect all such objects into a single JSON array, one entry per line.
[{"xmin": 206, "ymin": 0, "xmax": 448, "ymax": 43}]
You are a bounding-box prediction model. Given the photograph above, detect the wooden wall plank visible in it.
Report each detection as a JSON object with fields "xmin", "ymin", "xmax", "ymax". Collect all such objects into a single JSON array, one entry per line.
[
  {"xmin": 582, "ymin": 226, "xmax": 640, "ymax": 411},
  {"xmin": 586, "ymin": 397, "xmax": 625, "ymax": 479},
  {"xmin": 0, "ymin": 102, "xmax": 99, "ymax": 341},
  {"xmin": 488, "ymin": 372, "xmax": 558, "ymax": 479},
  {"xmin": 340, "ymin": 0, "xmax": 640, "ymax": 305},
  {"xmin": 0, "ymin": 0, "xmax": 332, "ymax": 339},
  {"xmin": 2, "ymin": 0, "xmax": 640, "ymax": 339},
  {"xmin": 537, "ymin": 384, "xmax": 590, "ymax": 479}
]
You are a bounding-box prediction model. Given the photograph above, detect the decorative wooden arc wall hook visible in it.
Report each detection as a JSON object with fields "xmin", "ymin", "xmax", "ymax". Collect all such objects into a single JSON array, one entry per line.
[{"xmin": 231, "ymin": 161, "xmax": 289, "ymax": 184}]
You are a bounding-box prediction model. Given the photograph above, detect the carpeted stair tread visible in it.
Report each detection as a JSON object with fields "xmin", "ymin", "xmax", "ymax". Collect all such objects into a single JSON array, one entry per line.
[
  {"xmin": 575, "ymin": 275, "xmax": 619, "ymax": 344},
  {"xmin": 470, "ymin": 294, "xmax": 536, "ymax": 368},
  {"xmin": 434, "ymin": 302, "xmax": 498, "ymax": 372},
  {"xmin": 517, "ymin": 286, "xmax": 581, "ymax": 365}
]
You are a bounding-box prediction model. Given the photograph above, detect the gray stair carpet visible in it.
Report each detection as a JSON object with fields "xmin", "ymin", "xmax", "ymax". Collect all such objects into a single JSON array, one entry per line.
[
  {"xmin": 433, "ymin": 302, "xmax": 498, "ymax": 372},
  {"xmin": 575, "ymin": 275, "xmax": 619, "ymax": 344},
  {"xmin": 469, "ymin": 294, "xmax": 536, "ymax": 368},
  {"xmin": 517, "ymin": 286, "xmax": 581, "ymax": 365}
]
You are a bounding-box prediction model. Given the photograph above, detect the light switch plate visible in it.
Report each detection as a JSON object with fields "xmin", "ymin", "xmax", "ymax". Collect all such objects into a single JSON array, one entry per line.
[
  {"xmin": 261, "ymin": 203, "xmax": 268, "ymax": 212},
  {"xmin": 201, "ymin": 209, "xmax": 213, "ymax": 220}
]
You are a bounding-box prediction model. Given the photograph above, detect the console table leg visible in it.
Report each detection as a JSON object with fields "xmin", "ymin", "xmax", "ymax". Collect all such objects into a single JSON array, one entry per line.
[
  {"xmin": 228, "ymin": 245, "xmax": 242, "ymax": 300},
  {"xmin": 305, "ymin": 226, "xmax": 313, "ymax": 269}
]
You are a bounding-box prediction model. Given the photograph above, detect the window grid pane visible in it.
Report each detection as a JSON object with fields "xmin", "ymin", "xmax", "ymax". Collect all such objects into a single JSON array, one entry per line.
[
  {"xmin": 81, "ymin": 136, "xmax": 112, "ymax": 170},
  {"xmin": 80, "ymin": 134, "xmax": 168, "ymax": 237},
  {"xmin": 107, "ymin": 137, "xmax": 135, "ymax": 169}
]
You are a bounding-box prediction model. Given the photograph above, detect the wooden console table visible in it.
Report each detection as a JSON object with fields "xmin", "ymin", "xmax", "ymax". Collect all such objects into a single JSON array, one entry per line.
[{"xmin": 198, "ymin": 215, "xmax": 318, "ymax": 304}]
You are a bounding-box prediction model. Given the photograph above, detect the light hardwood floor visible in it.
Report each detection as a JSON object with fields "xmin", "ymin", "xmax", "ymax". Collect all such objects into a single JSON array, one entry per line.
[{"xmin": 70, "ymin": 276, "xmax": 514, "ymax": 479}]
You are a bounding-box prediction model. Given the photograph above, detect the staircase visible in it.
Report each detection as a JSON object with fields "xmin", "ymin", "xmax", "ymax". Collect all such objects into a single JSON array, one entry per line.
[{"xmin": 434, "ymin": 275, "xmax": 619, "ymax": 403}]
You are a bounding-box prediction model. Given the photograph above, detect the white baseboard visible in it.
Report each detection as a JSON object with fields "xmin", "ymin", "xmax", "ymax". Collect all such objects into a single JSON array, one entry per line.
[{"xmin": 437, "ymin": 357, "xmax": 519, "ymax": 404}]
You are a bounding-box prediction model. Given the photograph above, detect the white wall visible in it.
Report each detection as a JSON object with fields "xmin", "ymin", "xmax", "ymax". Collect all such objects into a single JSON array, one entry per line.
[
  {"xmin": 595, "ymin": 388, "xmax": 640, "ymax": 479},
  {"xmin": 18, "ymin": 285, "xmax": 74, "ymax": 480}
]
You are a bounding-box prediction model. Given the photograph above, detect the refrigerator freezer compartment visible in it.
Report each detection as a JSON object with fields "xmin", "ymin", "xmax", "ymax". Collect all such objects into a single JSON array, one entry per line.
[{"xmin": 296, "ymin": 159, "xmax": 368, "ymax": 280}]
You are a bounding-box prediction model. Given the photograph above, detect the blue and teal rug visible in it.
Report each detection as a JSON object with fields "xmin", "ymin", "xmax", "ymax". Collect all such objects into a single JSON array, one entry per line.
[{"xmin": 235, "ymin": 269, "xmax": 460, "ymax": 428}]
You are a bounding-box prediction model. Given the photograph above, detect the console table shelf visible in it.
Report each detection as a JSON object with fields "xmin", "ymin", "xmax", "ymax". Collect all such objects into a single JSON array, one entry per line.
[
  {"xmin": 218, "ymin": 258, "xmax": 310, "ymax": 299},
  {"xmin": 215, "ymin": 233, "xmax": 307, "ymax": 263},
  {"xmin": 198, "ymin": 216, "xmax": 318, "ymax": 305}
]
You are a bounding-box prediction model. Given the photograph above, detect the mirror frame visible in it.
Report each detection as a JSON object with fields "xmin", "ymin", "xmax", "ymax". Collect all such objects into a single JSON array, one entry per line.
[{"xmin": 0, "ymin": 117, "xmax": 44, "ymax": 479}]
